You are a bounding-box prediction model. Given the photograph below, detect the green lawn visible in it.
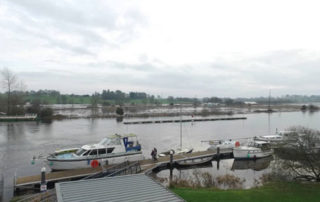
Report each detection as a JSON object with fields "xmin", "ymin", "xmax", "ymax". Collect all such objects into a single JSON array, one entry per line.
[{"xmin": 171, "ymin": 182, "xmax": 320, "ymax": 202}]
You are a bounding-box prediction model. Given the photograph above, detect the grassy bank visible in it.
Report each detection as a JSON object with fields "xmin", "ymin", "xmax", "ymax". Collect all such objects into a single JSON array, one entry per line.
[{"xmin": 171, "ymin": 182, "xmax": 320, "ymax": 202}]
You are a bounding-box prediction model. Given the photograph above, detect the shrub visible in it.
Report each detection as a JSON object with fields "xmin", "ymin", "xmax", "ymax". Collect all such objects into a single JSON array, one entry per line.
[
  {"xmin": 39, "ymin": 107, "xmax": 53, "ymax": 119},
  {"xmin": 116, "ymin": 107, "xmax": 124, "ymax": 116}
]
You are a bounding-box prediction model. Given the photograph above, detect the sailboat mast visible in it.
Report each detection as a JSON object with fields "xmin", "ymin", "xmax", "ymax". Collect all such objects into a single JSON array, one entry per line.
[
  {"xmin": 268, "ymin": 89, "xmax": 271, "ymax": 111},
  {"xmin": 180, "ymin": 104, "xmax": 182, "ymax": 149}
]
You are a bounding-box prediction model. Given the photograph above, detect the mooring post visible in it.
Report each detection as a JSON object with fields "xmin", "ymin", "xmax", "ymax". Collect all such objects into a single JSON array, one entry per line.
[
  {"xmin": 169, "ymin": 150, "xmax": 174, "ymax": 185},
  {"xmin": 217, "ymin": 147, "xmax": 220, "ymax": 170},
  {"xmin": 1, "ymin": 173, "xmax": 4, "ymax": 202},
  {"xmin": 40, "ymin": 167, "xmax": 47, "ymax": 192}
]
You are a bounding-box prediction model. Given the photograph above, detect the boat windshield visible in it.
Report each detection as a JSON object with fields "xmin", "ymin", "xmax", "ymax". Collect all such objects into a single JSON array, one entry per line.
[
  {"xmin": 99, "ymin": 137, "xmax": 121, "ymax": 145},
  {"xmin": 75, "ymin": 148, "xmax": 87, "ymax": 156},
  {"xmin": 249, "ymin": 142, "xmax": 270, "ymax": 148}
]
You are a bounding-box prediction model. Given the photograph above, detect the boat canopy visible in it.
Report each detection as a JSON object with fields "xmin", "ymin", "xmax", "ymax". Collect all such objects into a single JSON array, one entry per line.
[
  {"xmin": 252, "ymin": 141, "xmax": 269, "ymax": 145},
  {"xmin": 98, "ymin": 137, "xmax": 122, "ymax": 146}
]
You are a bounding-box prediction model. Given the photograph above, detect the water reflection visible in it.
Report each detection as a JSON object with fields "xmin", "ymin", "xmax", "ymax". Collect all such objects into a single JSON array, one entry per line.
[
  {"xmin": 231, "ymin": 156, "xmax": 273, "ymax": 171},
  {"xmin": 156, "ymin": 158, "xmax": 273, "ymax": 189},
  {"xmin": 116, "ymin": 117, "xmax": 123, "ymax": 122}
]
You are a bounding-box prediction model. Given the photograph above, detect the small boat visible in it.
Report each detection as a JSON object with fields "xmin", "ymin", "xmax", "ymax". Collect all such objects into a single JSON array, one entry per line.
[
  {"xmin": 47, "ymin": 134, "xmax": 143, "ymax": 171},
  {"xmin": 207, "ymin": 139, "xmax": 240, "ymax": 151},
  {"xmin": 233, "ymin": 141, "xmax": 273, "ymax": 160},
  {"xmin": 176, "ymin": 156, "xmax": 213, "ymax": 168},
  {"xmin": 158, "ymin": 147, "xmax": 193, "ymax": 157},
  {"xmin": 176, "ymin": 147, "xmax": 193, "ymax": 155},
  {"xmin": 158, "ymin": 150, "xmax": 175, "ymax": 157},
  {"xmin": 254, "ymin": 135, "xmax": 283, "ymax": 143}
]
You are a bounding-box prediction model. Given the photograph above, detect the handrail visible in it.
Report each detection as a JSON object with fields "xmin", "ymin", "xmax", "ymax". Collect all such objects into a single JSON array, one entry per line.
[
  {"xmin": 106, "ymin": 161, "xmax": 141, "ymax": 177},
  {"xmin": 82, "ymin": 161, "xmax": 131, "ymax": 180}
]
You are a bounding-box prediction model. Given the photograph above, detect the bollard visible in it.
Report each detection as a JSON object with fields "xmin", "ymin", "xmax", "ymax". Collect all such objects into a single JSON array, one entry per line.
[
  {"xmin": 40, "ymin": 167, "xmax": 47, "ymax": 192},
  {"xmin": 217, "ymin": 147, "xmax": 220, "ymax": 170},
  {"xmin": 169, "ymin": 150, "xmax": 174, "ymax": 185}
]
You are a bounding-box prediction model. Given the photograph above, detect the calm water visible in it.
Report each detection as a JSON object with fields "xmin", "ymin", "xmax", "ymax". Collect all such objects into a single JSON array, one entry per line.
[
  {"xmin": 156, "ymin": 157, "xmax": 273, "ymax": 189},
  {"xmin": 0, "ymin": 111, "xmax": 320, "ymax": 201}
]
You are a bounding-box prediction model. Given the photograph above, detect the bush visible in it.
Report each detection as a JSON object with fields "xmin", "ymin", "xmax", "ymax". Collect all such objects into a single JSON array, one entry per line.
[
  {"xmin": 116, "ymin": 107, "xmax": 124, "ymax": 116},
  {"xmin": 39, "ymin": 107, "xmax": 53, "ymax": 119}
]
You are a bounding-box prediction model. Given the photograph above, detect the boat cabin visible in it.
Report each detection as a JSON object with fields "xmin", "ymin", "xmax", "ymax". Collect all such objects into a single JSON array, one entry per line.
[
  {"xmin": 74, "ymin": 134, "xmax": 141, "ymax": 157},
  {"xmin": 248, "ymin": 141, "xmax": 271, "ymax": 151}
]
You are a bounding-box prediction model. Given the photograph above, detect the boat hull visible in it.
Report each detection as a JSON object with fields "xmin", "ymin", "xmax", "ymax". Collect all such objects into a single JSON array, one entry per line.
[
  {"xmin": 233, "ymin": 148, "xmax": 273, "ymax": 159},
  {"xmin": 47, "ymin": 152, "xmax": 143, "ymax": 171}
]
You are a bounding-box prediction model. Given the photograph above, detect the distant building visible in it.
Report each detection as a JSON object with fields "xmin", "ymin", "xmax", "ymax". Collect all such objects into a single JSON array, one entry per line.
[
  {"xmin": 244, "ymin": 101, "xmax": 257, "ymax": 105},
  {"xmin": 203, "ymin": 102, "xmax": 221, "ymax": 107}
]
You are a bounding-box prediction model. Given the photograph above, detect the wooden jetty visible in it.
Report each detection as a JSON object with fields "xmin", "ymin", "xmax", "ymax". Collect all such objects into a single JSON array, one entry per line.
[
  {"xmin": 14, "ymin": 149, "xmax": 233, "ymax": 194},
  {"xmin": 123, "ymin": 117, "xmax": 246, "ymax": 125},
  {"xmin": 14, "ymin": 150, "xmax": 232, "ymax": 192}
]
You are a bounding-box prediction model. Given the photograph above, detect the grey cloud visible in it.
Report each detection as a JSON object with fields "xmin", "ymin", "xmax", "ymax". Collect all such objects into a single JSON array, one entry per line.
[
  {"xmin": 2, "ymin": 0, "xmax": 146, "ymax": 57},
  {"xmin": 0, "ymin": 19, "xmax": 95, "ymax": 56},
  {"xmin": 16, "ymin": 50, "xmax": 320, "ymax": 97},
  {"xmin": 9, "ymin": 0, "xmax": 117, "ymax": 29},
  {"xmin": 85, "ymin": 61, "xmax": 159, "ymax": 72}
]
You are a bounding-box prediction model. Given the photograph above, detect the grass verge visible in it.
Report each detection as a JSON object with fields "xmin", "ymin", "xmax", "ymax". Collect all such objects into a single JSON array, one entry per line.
[{"xmin": 171, "ymin": 181, "xmax": 320, "ymax": 202}]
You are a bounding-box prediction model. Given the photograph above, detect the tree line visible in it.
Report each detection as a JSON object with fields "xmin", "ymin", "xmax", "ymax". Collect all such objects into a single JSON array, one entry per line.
[{"xmin": 2, "ymin": 68, "xmax": 320, "ymax": 116}]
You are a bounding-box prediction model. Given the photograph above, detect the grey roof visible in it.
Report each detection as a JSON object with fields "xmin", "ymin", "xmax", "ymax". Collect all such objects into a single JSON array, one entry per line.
[{"xmin": 56, "ymin": 174, "xmax": 184, "ymax": 202}]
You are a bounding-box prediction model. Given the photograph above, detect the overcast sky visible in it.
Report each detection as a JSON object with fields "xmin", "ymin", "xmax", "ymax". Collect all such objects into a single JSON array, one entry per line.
[{"xmin": 1, "ymin": 0, "xmax": 320, "ymax": 98}]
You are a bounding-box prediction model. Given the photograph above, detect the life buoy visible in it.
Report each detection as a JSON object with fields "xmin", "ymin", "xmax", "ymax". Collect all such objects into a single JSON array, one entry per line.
[
  {"xmin": 235, "ymin": 141, "xmax": 240, "ymax": 147},
  {"xmin": 91, "ymin": 160, "xmax": 99, "ymax": 168}
]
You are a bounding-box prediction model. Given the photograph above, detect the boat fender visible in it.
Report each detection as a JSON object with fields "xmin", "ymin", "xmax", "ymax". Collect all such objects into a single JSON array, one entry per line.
[
  {"xmin": 235, "ymin": 141, "xmax": 240, "ymax": 147},
  {"xmin": 91, "ymin": 160, "xmax": 99, "ymax": 168}
]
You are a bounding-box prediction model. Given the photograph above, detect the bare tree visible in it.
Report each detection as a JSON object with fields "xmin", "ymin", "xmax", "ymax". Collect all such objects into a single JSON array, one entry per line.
[
  {"xmin": 1, "ymin": 67, "xmax": 18, "ymax": 114},
  {"xmin": 273, "ymin": 127, "xmax": 320, "ymax": 182}
]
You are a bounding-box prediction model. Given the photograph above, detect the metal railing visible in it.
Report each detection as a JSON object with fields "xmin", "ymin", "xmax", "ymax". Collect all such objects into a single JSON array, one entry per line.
[
  {"xmin": 83, "ymin": 161, "xmax": 141, "ymax": 180},
  {"xmin": 106, "ymin": 161, "xmax": 141, "ymax": 177}
]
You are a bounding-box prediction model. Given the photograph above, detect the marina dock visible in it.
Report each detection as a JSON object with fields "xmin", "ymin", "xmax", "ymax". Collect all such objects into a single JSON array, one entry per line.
[
  {"xmin": 123, "ymin": 117, "xmax": 246, "ymax": 124},
  {"xmin": 14, "ymin": 149, "xmax": 233, "ymax": 194}
]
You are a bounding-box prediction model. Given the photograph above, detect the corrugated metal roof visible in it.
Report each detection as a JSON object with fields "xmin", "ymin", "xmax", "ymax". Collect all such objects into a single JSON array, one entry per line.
[{"xmin": 56, "ymin": 174, "xmax": 184, "ymax": 202}]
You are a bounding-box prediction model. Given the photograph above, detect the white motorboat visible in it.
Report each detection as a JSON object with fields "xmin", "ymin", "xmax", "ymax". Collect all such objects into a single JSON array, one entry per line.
[
  {"xmin": 233, "ymin": 141, "xmax": 273, "ymax": 159},
  {"xmin": 254, "ymin": 135, "xmax": 283, "ymax": 143},
  {"xmin": 47, "ymin": 134, "xmax": 143, "ymax": 171},
  {"xmin": 207, "ymin": 139, "xmax": 240, "ymax": 151}
]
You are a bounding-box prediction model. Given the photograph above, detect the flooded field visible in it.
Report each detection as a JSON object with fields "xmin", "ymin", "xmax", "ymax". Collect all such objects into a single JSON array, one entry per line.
[
  {"xmin": 45, "ymin": 103, "xmax": 307, "ymax": 118},
  {"xmin": 1, "ymin": 111, "xmax": 320, "ymax": 200}
]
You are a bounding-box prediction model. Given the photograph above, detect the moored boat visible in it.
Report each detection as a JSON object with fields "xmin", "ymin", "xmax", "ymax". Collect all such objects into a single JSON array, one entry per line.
[
  {"xmin": 46, "ymin": 134, "xmax": 143, "ymax": 171},
  {"xmin": 233, "ymin": 141, "xmax": 272, "ymax": 160},
  {"xmin": 207, "ymin": 139, "xmax": 240, "ymax": 151},
  {"xmin": 253, "ymin": 135, "xmax": 283, "ymax": 143},
  {"xmin": 176, "ymin": 156, "xmax": 213, "ymax": 168}
]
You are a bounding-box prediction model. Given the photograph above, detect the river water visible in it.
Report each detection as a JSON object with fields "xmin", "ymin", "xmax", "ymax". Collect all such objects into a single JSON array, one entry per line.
[{"xmin": 0, "ymin": 111, "xmax": 320, "ymax": 201}]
